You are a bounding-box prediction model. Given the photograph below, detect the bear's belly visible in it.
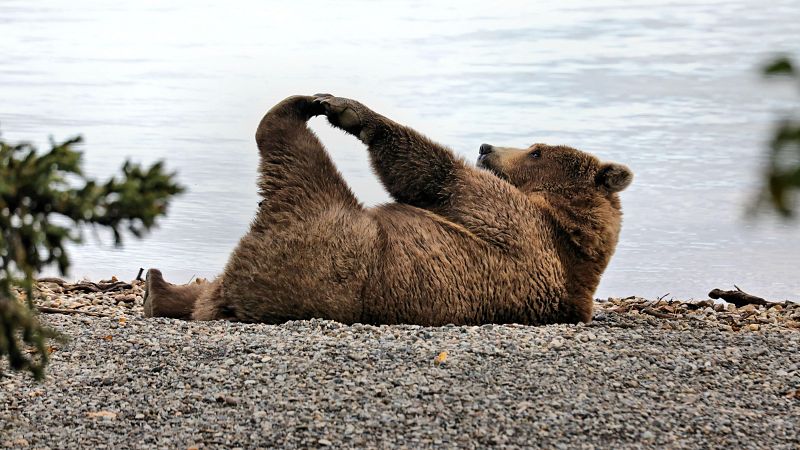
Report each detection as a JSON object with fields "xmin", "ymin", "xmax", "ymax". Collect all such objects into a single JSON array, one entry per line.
[{"xmin": 362, "ymin": 212, "xmax": 565, "ymax": 326}]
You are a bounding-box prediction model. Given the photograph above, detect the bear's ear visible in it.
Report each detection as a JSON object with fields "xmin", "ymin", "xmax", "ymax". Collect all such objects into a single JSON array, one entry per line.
[{"xmin": 595, "ymin": 163, "xmax": 633, "ymax": 193}]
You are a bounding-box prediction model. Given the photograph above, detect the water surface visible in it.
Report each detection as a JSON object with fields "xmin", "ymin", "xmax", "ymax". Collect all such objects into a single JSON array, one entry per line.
[{"xmin": 2, "ymin": 0, "xmax": 798, "ymax": 299}]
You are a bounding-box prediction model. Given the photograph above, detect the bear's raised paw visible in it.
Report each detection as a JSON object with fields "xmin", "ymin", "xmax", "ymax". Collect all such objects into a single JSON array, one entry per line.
[{"xmin": 313, "ymin": 94, "xmax": 366, "ymax": 136}]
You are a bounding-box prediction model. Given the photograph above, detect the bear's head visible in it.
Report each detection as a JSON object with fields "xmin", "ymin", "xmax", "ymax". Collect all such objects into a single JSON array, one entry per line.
[
  {"xmin": 477, "ymin": 142, "xmax": 632, "ymax": 322},
  {"xmin": 476, "ymin": 143, "xmax": 632, "ymax": 197}
]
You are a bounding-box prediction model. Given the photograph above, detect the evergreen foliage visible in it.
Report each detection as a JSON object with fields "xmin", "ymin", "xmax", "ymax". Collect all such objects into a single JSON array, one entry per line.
[
  {"xmin": 760, "ymin": 56, "xmax": 800, "ymax": 217},
  {"xmin": 0, "ymin": 132, "xmax": 183, "ymax": 379}
]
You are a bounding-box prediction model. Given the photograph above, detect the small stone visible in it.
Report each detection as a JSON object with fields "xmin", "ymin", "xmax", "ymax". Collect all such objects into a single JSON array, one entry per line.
[
  {"xmin": 548, "ymin": 337, "xmax": 565, "ymax": 350},
  {"xmin": 318, "ymin": 438, "xmax": 332, "ymax": 446},
  {"xmin": 695, "ymin": 300, "xmax": 714, "ymax": 308},
  {"xmin": 576, "ymin": 332, "xmax": 596, "ymax": 342},
  {"xmin": 748, "ymin": 324, "xmax": 760, "ymax": 332},
  {"xmin": 116, "ymin": 294, "xmax": 135, "ymax": 303},
  {"xmin": 348, "ymin": 353, "xmax": 366, "ymax": 361},
  {"xmin": 625, "ymin": 379, "xmax": 640, "ymax": 388},
  {"xmin": 86, "ymin": 410, "xmax": 117, "ymax": 420},
  {"xmin": 216, "ymin": 395, "xmax": 239, "ymax": 406}
]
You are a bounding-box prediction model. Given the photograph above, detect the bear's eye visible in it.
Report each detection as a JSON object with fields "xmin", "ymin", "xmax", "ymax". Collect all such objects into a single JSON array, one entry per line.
[{"xmin": 530, "ymin": 149, "xmax": 542, "ymax": 158}]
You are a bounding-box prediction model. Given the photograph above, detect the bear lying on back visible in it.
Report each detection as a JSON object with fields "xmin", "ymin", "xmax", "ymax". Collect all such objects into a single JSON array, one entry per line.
[{"xmin": 143, "ymin": 94, "xmax": 632, "ymax": 325}]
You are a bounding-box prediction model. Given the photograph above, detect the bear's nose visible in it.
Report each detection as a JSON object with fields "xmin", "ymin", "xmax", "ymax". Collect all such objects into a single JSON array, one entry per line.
[{"xmin": 479, "ymin": 143, "xmax": 493, "ymax": 155}]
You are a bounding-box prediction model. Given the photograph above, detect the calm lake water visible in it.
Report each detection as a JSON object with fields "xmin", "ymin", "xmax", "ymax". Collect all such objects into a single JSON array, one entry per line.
[{"xmin": 2, "ymin": 0, "xmax": 799, "ymax": 300}]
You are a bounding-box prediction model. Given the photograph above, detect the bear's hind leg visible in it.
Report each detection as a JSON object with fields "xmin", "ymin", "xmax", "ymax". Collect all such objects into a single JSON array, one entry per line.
[
  {"xmin": 187, "ymin": 96, "xmax": 374, "ymax": 323},
  {"xmin": 254, "ymin": 95, "xmax": 360, "ymax": 224},
  {"xmin": 143, "ymin": 269, "xmax": 211, "ymax": 319}
]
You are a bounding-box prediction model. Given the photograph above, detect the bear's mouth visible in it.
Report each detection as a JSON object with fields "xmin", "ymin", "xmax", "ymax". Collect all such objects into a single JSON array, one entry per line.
[{"xmin": 477, "ymin": 155, "xmax": 506, "ymax": 180}]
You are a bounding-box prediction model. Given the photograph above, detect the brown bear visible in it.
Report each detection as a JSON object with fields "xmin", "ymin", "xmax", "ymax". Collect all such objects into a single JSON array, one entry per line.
[{"xmin": 143, "ymin": 94, "xmax": 632, "ymax": 325}]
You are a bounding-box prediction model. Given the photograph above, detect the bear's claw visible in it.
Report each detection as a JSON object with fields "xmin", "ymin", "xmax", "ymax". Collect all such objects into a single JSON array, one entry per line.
[
  {"xmin": 311, "ymin": 93, "xmax": 334, "ymax": 112},
  {"xmin": 312, "ymin": 94, "xmax": 363, "ymax": 132}
]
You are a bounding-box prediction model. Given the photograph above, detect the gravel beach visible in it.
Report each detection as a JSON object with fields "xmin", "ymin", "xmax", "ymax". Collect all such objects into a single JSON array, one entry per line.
[{"xmin": 1, "ymin": 280, "xmax": 799, "ymax": 449}]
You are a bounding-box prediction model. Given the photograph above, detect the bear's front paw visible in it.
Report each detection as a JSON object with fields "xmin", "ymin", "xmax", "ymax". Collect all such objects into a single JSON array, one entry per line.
[{"xmin": 313, "ymin": 94, "xmax": 364, "ymax": 136}]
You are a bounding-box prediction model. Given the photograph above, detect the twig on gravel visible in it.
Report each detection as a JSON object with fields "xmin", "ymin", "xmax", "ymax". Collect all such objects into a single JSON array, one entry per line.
[
  {"xmin": 708, "ymin": 286, "xmax": 768, "ymax": 307},
  {"xmin": 642, "ymin": 308, "xmax": 676, "ymax": 319},
  {"xmin": 37, "ymin": 306, "xmax": 109, "ymax": 317},
  {"xmin": 739, "ymin": 311, "xmax": 757, "ymax": 321},
  {"xmin": 36, "ymin": 277, "xmax": 67, "ymax": 286},
  {"xmin": 63, "ymin": 281, "xmax": 132, "ymax": 293},
  {"xmin": 36, "ymin": 277, "xmax": 133, "ymax": 293},
  {"xmin": 135, "ymin": 268, "xmax": 145, "ymax": 282},
  {"xmin": 36, "ymin": 277, "xmax": 132, "ymax": 293}
]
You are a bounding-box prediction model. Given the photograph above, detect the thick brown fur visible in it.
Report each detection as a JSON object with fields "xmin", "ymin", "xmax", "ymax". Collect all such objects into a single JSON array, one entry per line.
[{"xmin": 142, "ymin": 94, "xmax": 632, "ymax": 325}]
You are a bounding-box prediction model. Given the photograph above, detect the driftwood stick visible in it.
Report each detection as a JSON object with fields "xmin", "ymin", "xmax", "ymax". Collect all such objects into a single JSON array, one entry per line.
[
  {"xmin": 36, "ymin": 277, "xmax": 67, "ymax": 286},
  {"xmin": 708, "ymin": 287, "xmax": 769, "ymax": 307},
  {"xmin": 37, "ymin": 306, "xmax": 109, "ymax": 317},
  {"xmin": 642, "ymin": 307, "xmax": 675, "ymax": 319},
  {"xmin": 63, "ymin": 283, "xmax": 101, "ymax": 293},
  {"xmin": 135, "ymin": 268, "xmax": 145, "ymax": 282},
  {"xmin": 63, "ymin": 281, "xmax": 132, "ymax": 293}
]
